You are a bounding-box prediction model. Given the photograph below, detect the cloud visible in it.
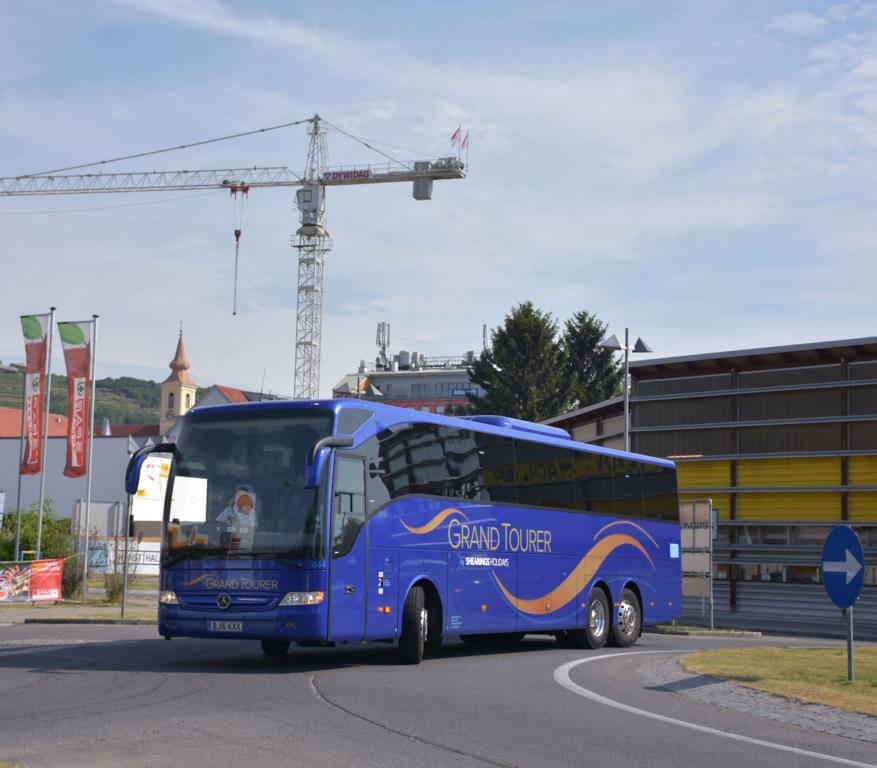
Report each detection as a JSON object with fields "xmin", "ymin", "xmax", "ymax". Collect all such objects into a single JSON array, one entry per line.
[{"xmin": 768, "ymin": 12, "xmax": 828, "ymax": 37}]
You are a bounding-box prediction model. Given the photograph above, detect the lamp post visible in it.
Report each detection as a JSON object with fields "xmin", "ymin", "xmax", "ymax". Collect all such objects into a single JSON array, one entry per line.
[{"xmin": 600, "ymin": 328, "xmax": 652, "ymax": 452}]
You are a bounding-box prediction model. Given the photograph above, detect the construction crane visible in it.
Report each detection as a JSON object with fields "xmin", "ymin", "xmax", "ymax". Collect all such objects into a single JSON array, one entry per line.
[{"xmin": 0, "ymin": 114, "xmax": 465, "ymax": 399}]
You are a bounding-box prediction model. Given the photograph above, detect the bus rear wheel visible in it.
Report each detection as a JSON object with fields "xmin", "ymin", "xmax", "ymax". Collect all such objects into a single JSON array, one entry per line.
[
  {"xmin": 260, "ymin": 640, "xmax": 290, "ymax": 657},
  {"xmin": 399, "ymin": 586, "xmax": 427, "ymax": 664},
  {"xmin": 609, "ymin": 588, "xmax": 641, "ymax": 648}
]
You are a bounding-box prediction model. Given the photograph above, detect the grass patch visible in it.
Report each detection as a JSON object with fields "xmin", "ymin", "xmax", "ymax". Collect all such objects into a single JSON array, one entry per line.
[
  {"xmin": 77, "ymin": 610, "xmax": 157, "ymax": 621},
  {"xmin": 681, "ymin": 647, "xmax": 877, "ymax": 717}
]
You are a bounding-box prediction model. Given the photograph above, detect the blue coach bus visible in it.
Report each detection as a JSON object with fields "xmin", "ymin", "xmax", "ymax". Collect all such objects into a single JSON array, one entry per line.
[{"xmin": 126, "ymin": 399, "xmax": 681, "ymax": 663}]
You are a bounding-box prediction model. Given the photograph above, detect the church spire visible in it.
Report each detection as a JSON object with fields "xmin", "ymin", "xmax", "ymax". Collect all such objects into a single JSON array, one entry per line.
[{"xmin": 163, "ymin": 330, "xmax": 194, "ymax": 386}]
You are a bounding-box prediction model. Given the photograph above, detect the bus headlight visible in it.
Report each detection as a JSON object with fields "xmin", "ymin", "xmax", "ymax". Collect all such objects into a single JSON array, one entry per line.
[
  {"xmin": 159, "ymin": 590, "xmax": 179, "ymax": 605},
  {"xmin": 278, "ymin": 591, "xmax": 325, "ymax": 607}
]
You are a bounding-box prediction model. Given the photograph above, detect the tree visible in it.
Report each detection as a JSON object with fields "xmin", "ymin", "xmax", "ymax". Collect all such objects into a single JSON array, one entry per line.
[
  {"xmin": 468, "ymin": 302, "xmax": 570, "ymax": 421},
  {"xmin": 561, "ymin": 310, "xmax": 623, "ymax": 409},
  {"xmin": 0, "ymin": 499, "xmax": 72, "ymax": 561}
]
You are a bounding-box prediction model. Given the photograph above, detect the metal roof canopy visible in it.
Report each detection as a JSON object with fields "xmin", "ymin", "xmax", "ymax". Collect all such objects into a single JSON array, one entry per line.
[{"xmin": 630, "ymin": 335, "xmax": 877, "ymax": 379}]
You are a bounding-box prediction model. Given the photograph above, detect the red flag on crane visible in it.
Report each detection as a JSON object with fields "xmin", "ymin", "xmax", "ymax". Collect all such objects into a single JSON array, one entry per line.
[{"xmin": 451, "ymin": 126, "xmax": 461, "ymax": 146}]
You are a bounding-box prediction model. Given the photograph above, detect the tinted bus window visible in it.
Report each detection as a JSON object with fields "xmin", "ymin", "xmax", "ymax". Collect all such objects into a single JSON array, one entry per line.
[
  {"xmin": 378, "ymin": 423, "xmax": 452, "ymax": 498},
  {"xmin": 439, "ymin": 426, "xmax": 483, "ymax": 500},
  {"xmin": 332, "ymin": 455, "xmax": 365, "ymax": 558},
  {"xmin": 573, "ymin": 451, "xmax": 614, "ymax": 514},
  {"xmin": 337, "ymin": 408, "xmax": 373, "ymax": 434},
  {"xmin": 475, "ymin": 433, "xmax": 517, "ymax": 504},
  {"xmin": 515, "ymin": 441, "xmax": 577, "ymax": 511},
  {"xmin": 613, "ymin": 458, "xmax": 643, "ymax": 519},
  {"xmin": 642, "ymin": 464, "xmax": 679, "ymax": 521}
]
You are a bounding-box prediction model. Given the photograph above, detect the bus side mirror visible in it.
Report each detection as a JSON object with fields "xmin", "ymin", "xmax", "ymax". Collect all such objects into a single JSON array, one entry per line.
[
  {"xmin": 124, "ymin": 442, "xmax": 178, "ymax": 495},
  {"xmin": 304, "ymin": 435, "xmax": 355, "ymax": 489}
]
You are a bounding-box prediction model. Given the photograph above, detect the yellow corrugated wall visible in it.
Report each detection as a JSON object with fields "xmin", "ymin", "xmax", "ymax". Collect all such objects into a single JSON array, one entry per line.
[
  {"xmin": 676, "ymin": 460, "xmax": 730, "ymax": 489},
  {"xmin": 849, "ymin": 493, "xmax": 877, "ymax": 520},
  {"xmin": 847, "ymin": 457, "xmax": 877, "ymax": 521},
  {"xmin": 849, "ymin": 456, "xmax": 877, "ymax": 486},
  {"xmin": 736, "ymin": 492, "xmax": 839, "ymax": 520},
  {"xmin": 737, "ymin": 457, "xmax": 839, "ymax": 487}
]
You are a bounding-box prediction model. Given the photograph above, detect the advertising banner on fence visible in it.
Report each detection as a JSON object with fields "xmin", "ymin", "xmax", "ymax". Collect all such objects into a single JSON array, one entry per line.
[
  {"xmin": 19, "ymin": 313, "xmax": 50, "ymax": 475},
  {"xmin": 0, "ymin": 559, "xmax": 64, "ymax": 602},
  {"xmin": 58, "ymin": 321, "xmax": 93, "ymax": 478}
]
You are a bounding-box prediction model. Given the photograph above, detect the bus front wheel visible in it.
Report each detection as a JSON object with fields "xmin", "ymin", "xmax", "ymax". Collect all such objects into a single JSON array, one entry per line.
[
  {"xmin": 399, "ymin": 586, "xmax": 427, "ymax": 664},
  {"xmin": 556, "ymin": 587, "xmax": 609, "ymax": 650},
  {"xmin": 260, "ymin": 640, "xmax": 291, "ymax": 657}
]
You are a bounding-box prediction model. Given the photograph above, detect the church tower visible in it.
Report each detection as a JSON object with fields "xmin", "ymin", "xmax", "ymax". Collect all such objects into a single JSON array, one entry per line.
[{"xmin": 160, "ymin": 331, "xmax": 197, "ymax": 435}]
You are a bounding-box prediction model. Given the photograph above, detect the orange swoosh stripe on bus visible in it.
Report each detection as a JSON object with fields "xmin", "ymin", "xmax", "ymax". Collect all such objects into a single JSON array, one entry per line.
[
  {"xmin": 402, "ymin": 508, "xmax": 469, "ymax": 534},
  {"xmin": 492, "ymin": 533, "xmax": 655, "ymax": 615},
  {"xmin": 181, "ymin": 574, "xmax": 209, "ymax": 587},
  {"xmin": 593, "ymin": 519, "xmax": 659, "ymax": 548}
]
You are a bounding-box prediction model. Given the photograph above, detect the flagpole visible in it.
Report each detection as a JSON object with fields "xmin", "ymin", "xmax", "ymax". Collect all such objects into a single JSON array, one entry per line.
[
  {"xmin": 81, "ymin": 315, "xmax": 98, "ymax": 605},
  {"xmin": 13, "ymin": 358, "xmax": 27, "ymax": 561},
  {"xmin": 35, "ymin": 306, "xmax": 56, "ymax": 560}
]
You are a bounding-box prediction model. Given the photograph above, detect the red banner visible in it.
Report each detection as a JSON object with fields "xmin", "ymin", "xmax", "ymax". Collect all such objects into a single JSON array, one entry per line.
[
  {"xmin": 58, "ymin": 321, "xmax": 92, "ymax": 478},
  {"xmin": 0, "ymin": 559, "xmax": 64, "ymax": 602},
  {"xmin": 30, "ymin": 559, "xmax": 64, "ymax": 602},
  {"xmin": 19, "ymin": 314, "xmax": 50, "ymax": 475}
]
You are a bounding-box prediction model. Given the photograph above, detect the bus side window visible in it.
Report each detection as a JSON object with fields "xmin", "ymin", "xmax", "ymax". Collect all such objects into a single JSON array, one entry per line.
[
  {"xmin": 332, "ymin": 455, "xmax": 366, "ymax": 558},
  {"xmin": 613, "ymin": 458, "xmax": 644, "ymax": 519}
]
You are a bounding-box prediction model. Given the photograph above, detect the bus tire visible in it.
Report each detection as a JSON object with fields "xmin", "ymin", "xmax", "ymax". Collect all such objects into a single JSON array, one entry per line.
[
  {"xmin": 399, "ymin": 586, "xmax": 427, "ymax": 664},
  {"xmin": 609, "ymin": 588, "xmax": 641, "ymax": 648},
  {"xmin": 260, "ymin": 640, "xmax": 290, "ymax": 657},
  {"xmin": 561, "ymin": 587, "xmax": 610, "ymax": 649}
]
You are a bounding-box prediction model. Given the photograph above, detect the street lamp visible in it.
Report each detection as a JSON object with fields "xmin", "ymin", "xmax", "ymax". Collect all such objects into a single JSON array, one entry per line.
[{"xmin": 600, "ymin": 328, "xmax": 652, "ymax": 452}]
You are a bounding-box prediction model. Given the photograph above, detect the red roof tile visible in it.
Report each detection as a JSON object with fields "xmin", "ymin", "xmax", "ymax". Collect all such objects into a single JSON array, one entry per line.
[{"xmin": 0, "ymin": 406, "xmax": 68, "ymax": 438}]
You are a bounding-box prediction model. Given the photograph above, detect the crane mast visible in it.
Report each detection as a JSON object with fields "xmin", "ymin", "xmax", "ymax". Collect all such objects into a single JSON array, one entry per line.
[{"xmin": 0, "ymin": 115, "xmax": 465, "ymax": 399}]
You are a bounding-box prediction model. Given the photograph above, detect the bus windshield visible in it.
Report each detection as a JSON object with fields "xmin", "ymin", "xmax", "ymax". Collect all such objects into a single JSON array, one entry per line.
[{"xmin": 163, "ymin": 409, "xmax": 333, "ymax": 564}]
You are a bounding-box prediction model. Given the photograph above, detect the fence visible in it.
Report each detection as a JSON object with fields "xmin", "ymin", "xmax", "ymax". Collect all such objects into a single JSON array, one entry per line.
[{"xmin": 682, "ymin": 582, "xmax": 877, "ymax": 639}]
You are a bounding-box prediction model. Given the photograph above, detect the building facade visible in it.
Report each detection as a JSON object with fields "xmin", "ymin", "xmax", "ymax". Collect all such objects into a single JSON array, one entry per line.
[
  {"xmin": 334, "ymin": 351, "xmax": 482, "ymax": 414},
  {"xmin": 546, "ymin": 337, "xmax": 877, "ymax": 635}
]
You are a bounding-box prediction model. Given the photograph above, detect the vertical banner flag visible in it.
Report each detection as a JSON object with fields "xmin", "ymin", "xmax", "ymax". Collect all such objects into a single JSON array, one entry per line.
[
  {"xmin": 58, "ymin": 321, "xmax": 93, "ymax": 478},
  {"xmin": 19, "ymin": 314, "xmax": 50, "ymax": 475}
]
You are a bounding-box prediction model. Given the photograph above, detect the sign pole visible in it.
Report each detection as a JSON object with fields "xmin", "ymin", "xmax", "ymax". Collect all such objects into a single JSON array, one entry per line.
[
  {"xmin": 35, "ymin": 306, "xmax": 56, "ymax": 559},
  {"xmin": 847, "ymin": 606, "xmax": 854, "ymax": 682},
  {"xmin": 81, "ymin": 315, "xmax": 98, "ymax": 605},
  {"xmin": 13, "ymin": 365, "xmax": 27, "ymax": 561},
  {"xmin": 121, "ymin": 494, "xmax": 131, "ymax": 619}
]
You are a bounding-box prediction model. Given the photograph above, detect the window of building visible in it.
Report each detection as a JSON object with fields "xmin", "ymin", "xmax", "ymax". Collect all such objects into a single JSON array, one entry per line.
[
  {"xmin": 168, "ymin": 392, "xmax": 175, "ymax": 414},
  {"xmin": 185, "ymin": 393, "xmax": 191, "ymax": 410}
]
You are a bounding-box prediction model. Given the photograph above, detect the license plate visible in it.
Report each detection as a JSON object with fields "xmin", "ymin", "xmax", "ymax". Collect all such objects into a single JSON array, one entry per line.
[{"xmin": 209, "ymin": 620, "xmax": 242, "ymax": 632}]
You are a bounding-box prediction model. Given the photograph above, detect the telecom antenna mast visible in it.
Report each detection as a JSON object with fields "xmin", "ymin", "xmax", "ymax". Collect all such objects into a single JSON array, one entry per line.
[{"xmin": 0, "ymin": 115, "xmax": 466, "ymax": 398}]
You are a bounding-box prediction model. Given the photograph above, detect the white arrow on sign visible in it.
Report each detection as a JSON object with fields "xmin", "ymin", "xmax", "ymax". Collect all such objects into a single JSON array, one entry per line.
[{"xmin": 823, "ymin": 549, "xmax": 863, "ymax": 585}]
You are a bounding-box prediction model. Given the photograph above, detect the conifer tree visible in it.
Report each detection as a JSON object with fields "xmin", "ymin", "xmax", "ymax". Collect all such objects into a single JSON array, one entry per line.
[
  {"xmin": 561, "ymin": 310, "xmax": 623, "ymax": 408},
  {"xmin": 468, "ymin": 302, "xmax": 569, "ymax": 421}
]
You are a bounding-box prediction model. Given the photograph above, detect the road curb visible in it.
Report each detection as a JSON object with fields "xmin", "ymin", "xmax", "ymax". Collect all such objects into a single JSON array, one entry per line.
[
  {"xmin": 23, "ymin": 618, "xmax": 157, "ymax": 626},
  {"xmin": 646, "ymin": 626, "xmax": 763, "ymax": 638}
]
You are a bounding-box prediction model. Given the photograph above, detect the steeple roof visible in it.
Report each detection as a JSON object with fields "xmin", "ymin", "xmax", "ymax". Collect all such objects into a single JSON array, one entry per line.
[{"xmin": 163, "ymin": 332, "xmax": 195, "ymax": 386}]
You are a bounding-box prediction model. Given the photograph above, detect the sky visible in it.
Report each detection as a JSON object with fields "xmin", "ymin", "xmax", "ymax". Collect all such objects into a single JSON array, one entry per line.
[{"xmin": 2, "ymin": 0, "xmax": 877, "ymax": 398}]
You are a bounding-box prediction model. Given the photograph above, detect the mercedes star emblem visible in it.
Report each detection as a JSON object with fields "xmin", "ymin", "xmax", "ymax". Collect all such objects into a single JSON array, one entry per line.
[{"xmin": 217, "ymin": 593, "xmax": 231, "ymax": 610}]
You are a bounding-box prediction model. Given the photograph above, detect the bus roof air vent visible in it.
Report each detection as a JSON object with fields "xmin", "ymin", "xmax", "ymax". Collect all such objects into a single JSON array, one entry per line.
[{"xmin": 461, "ymin": 415, "xmax": 572, "ymax": 440}]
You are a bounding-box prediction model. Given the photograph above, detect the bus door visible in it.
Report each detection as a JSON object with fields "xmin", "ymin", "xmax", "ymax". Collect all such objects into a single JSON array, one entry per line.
[{"xmin": 328, "ymin": 454, "xmax": 367, "ymax": 641}]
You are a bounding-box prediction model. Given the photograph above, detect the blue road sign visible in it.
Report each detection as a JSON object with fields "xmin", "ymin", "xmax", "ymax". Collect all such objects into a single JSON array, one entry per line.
[{"xmin": 821, "ymin": 526, "xmax": 865, "ymax": 609}]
